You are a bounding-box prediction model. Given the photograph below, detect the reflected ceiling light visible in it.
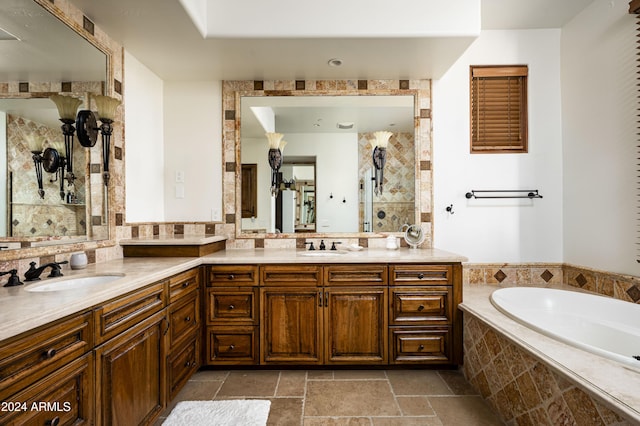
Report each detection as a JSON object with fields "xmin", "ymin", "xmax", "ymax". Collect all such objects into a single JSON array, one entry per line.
[
  {"xmin": 337, "ymin": 122, "xmax": 354, "ymax": 130},
  {"xmin": 327, "ymin": 58, "xmax": 343, "ymax": 67}
]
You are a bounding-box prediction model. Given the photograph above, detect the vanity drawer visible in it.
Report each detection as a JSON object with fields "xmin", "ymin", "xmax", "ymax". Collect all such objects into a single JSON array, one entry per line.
[
  {"xmin": 94, "ymin": 282, "xmax": 167, "ymax": 345},
  {"xmin": 390, "ymin": 287, "xmax": 452, "ymax": 325},
  {"xmin": 169, "ymin": 268, "xmax": 200, "ymax": 303},
  {"xmin": 261, "ymin": 265, "xmax": 322, "ymax": 286},
  {"xmin": 206, "ymin": 288, "xmax": 258, "ymax": 325},
  {"xmin": 169, "ymin": 290, "xmax": 200, "ymax": 347},
  {"xmin": 390, "ymin": 264, "xmax": 452, "ymax": 285},
  {"xmin": 167, "ymin": 333, "xmax": 199, "ymax": 400},
  {"xmin": 390, "ymin": 328, "xmax": 452, "ymax": 364},
  {"xmin": 324, "ymin": 264, "xmax": 388, "ymax": 286},
  {"xmin": 209, "ymin": 265, "xmax": 258, "ymax": 286},
  {"xmin": 206, "ymin": 326, "xmax": 259, "ymax": 365},
  {"xmin": 0, "ymin": 311, "xmax": 93, "ymax": 400}
]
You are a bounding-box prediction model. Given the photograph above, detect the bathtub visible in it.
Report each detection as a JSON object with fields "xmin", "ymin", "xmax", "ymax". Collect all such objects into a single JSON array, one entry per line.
[{"xmin": 490, "ymin": 287, "xmax": 640, "ymax": 371}]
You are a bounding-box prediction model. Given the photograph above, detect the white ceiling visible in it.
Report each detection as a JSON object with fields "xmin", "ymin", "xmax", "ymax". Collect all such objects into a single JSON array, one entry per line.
[{"xmin": 66, "ymin": 0, "xmax": 596, "ymax": 81}]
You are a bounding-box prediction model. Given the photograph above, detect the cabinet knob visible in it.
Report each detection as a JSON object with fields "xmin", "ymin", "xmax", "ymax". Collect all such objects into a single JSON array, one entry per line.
[
  {"xmin": 227, "ymin": 274, "xmax": 235, "ymax": 280},
  {"xmin": 182, "ymin": 281, "xmax": 191, "ymax": 288},
  {"xmin": 44, "ymin": 348, "xmax": 57, "ymax": 359},
  {"xmin": 46, "ymin": 417, "xmax": 60, "ymax": 426},
  {"xmin": 228, "ymin": 304, "xmax": 235, "ymax": 310},
  {"xmin": 418, "ymin": 305, "xmax": 425, "ymax": 311},
  {"xmin": 185, "ymin": 316, "xmax": 191, "ymax": 322},
  {"xmin": 418, "ymin": 345, "xmax": 425, "ymax": 351},
  {"xmin": 418, "ymin": 273, "xmax": 425, "ymax": 279},
  {"xmin": 184, "ymin": 361, "xmax": 193, "ymax": 368},
  {"xmin": 228, "ymin": 344, "xmax": 235, "ymax": 351}
]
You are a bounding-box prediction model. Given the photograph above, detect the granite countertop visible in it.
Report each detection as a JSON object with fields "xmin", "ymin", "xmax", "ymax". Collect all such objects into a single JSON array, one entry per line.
[
  {"xmin": 0, "ymin": 247, "xmax": 466, "ymax": 342},
  {"xmin": 460, "ymin": 284, "xmax": 640, "ymax": 423}
]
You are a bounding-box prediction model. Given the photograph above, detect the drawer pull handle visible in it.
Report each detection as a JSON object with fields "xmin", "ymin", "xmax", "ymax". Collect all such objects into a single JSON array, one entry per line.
[
  {"xmin": 228, "ymin": 344, "xmax": 235, "ymax": 351},
  {"xmin": 44, "ymin": 348, "xmax": 57, "ymax": 359},
  {"xmin": 418, "ymin": 305, "xmax": 425, "ymax": 311},
  {"xmin": 185, "ymin": 316, "xmax": 191, "ymax": 322},
  {"xmin": 228, "ymin": 304, "xmax": 235, "ymax": 310},
  {"xmin": 418, "ymin": 273, "xmax": 425, "ymax": 279},
  {"xmin": 418, "ymin": 345, "xmax": 425, "ymax": 351},
  {"xmin": 46, "ymin": 417, "xmax": 60, "ymax": 426},
  {"xmin": 182, "ymin": 281, "xmax": 191, "ymax": 288},
  {"xmin": 184, "ymin": 360, "xmax": 194, "ymax": 368},
  {"xmin": 227, "ymin": 274, "xmax": 235, "ymax": 280}
]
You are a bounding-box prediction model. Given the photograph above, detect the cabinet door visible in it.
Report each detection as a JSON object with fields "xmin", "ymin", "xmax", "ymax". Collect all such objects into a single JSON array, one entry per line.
[
  {"xmin": 260, "ymin": 287, "xmax": 323, "ymax": 364},
  {"xmin": 325, "ymin": 287, "xmax": 388, "ymax": 364},
  {"xmin": 95, "ymin": 310, "xmax": 167, "ymax": 426},
  {"xmin": 0, "ymin": 353, "xmax": 94, "ymax": 426}
]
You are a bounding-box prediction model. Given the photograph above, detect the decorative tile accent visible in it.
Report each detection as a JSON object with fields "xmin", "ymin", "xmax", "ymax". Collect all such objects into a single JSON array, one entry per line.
[
  {"xmin": 540, "ymin": 269, "xmax": 554, "ymax": 283},
  {"xmin": 224, "ymin": 110, "xmax": 235, "ymax": 120},
  {"xmin": 358, "ymin": 80, "xmax": 368, "ymax": 90},
  {"xmin": 420, "ymin": 161, "xmax": 431, "ymax": 171},
  {"xmin": 254, "ymin": 81, "xmax": 264, "ymax": 90},
  {"xmin": 18, "ymin": 82, "xmax": 28, "ymax": 92},
  {"xmin": 82, "ymin": 16, "xmax": 94, "ymax": 35},
  {"xmin": 115, "ymin": 213, "xmax": 123, "ymax": 226},
  {"xmin": 463, "ymin": 315, "xmax": 629, "ymax": 425},
  {"xmin": 153, "ymin": 225, "xmax": 159, "ymax": 235},
  {"xmin": 627, "ymin": 285, "xmax": 640, "ymax": 302},
  {"xmin": 493, "ymin": 270, "xmax": 507, "ymax": 283},
  {"xmin": 174, "ymin": 224, "xmax": 184, "ymax": 235},
  {"xmin": 225, "ymin": 162, "xmax": 235, "ymax": 172},
  {"xmin": 61, "ymin": 82, "xmax": 72, "ymax": 92},
  {"xmin": 575, "ymin": 273, "xmax": 588, "ymax": 287},
  {"xmin": 295, "ymin": 80, "xmax": 305, "ymax": 90},
  {"xmin": 225, "ymin": 213, "xmax": 235, "ymax": 224},
  {"xmin": 399, "ymin": 80, "xmax": 410, "ymax": 90},
  {"xmin": 114, "ymin": 79, "xmax": 122, "ymax": 95}
]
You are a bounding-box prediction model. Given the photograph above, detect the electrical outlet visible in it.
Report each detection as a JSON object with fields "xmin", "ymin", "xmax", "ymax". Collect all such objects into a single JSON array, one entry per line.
[
  {"xmin": 212, "ymin": 209, "xmax": 222, "ymax": 221},
  {"xmin": 175, "ymin": 185, "xmax": 185, "ymax": 199},
  {"xmin": 175, "ymin": 170, "xmax": 185, "ymax": 183}
]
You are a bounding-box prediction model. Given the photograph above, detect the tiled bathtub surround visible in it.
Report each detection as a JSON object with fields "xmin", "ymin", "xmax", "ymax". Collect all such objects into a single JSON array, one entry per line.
[
  {"xmin": 463, "ymin": 314, "xmax": 631, "ymax": 425},
  {"xmin": 463, "ymin": 263, "xmax": 640, "ymax": 304}
]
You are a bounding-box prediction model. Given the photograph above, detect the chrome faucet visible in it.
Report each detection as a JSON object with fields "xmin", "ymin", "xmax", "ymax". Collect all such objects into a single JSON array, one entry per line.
[{"xmin": 24, "ymin": 261, "xmax": 68, "ymax": 281}]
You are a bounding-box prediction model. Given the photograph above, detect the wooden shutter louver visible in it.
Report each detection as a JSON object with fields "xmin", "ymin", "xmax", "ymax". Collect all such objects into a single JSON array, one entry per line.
[
  {"xmin": 470, "ymin": 65, "xmax": 528, "ymax": 153},
  {"xmin": 630, "ymin": 1, "xmax": 640, "ymax": 262}
]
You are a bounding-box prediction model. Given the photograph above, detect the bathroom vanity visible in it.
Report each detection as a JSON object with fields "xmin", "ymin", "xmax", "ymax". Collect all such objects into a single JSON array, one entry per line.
[{"xmin": 0, "ymin": 247, "xmax": 465, "ymax": 425}]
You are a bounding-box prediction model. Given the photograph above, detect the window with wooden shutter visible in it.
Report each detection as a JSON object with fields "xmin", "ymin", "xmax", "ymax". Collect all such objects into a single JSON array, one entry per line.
[{"xmin": 470, "ymin": 65, "xmax": 528, "ymax": 153}]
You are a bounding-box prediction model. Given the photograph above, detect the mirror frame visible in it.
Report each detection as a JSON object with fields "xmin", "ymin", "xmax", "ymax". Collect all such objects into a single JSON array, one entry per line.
[
  {"xmin": 222, "ymin": 80, "xmax": 433, "ymax": 245},
  {"xmin": 0, "ymin": 0, "xmax": 118, "ymax": 260}
]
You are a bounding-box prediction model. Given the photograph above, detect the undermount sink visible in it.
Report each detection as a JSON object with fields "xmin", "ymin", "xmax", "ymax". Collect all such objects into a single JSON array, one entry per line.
[
  {"xmin": 298, "ymin": 251, "xmax": 347, "ymax": 257},
  {"xmin": 25, "ymin": 274, "xmax": 125, "ymax": 292}
]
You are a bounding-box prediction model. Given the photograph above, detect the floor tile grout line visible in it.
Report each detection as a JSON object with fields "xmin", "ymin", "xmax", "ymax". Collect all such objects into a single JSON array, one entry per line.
[{"xmin": 300, "ymin": 370, "xmax": 308, "ymax": 425}]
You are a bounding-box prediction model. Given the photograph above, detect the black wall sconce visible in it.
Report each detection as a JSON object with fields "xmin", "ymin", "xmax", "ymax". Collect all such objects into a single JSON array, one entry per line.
[
  {"xmin": 26, "ymin": 134, "xmax": 46, "ymax": 199},
  {"xmin": 50, "ymin": 93, "xmax": 121, "ymax": 188},
  {"xmin": 266, "ymin": 132, "xmax": 287, "ymax": 196},
  {"xmin": 49, "ymin": 95, "xmax": 82, "ymax": 184},
  {"xmin": 370, "ymin": 131, "xmax": 392, "ymax": 196},
  {"xmin": 42, "ymin": 139, "xmax": 69, "ymax": 201}
]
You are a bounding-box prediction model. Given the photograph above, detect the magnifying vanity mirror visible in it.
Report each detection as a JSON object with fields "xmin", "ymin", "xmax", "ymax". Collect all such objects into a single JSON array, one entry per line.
[
  {"xmin": 239, "ymin": 94, "xmax": 418, "ymax": 236},
  {"xmin": 0, "ymin": 0, "xmax": 110, "ymax": 249}
]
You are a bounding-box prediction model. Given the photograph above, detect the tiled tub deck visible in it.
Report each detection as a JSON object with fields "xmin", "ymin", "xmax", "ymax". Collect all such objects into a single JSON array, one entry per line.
[{"xmin": 460, "ymin": 284, "xmax": 640, "ymax": 425}]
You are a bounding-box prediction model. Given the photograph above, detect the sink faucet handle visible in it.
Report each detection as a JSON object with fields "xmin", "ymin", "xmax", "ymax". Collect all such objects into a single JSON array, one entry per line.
[
  {"xmin": 319, "ymin": 240, "xmax": 326, "ymax": 250},
  {"xmin": 48, "ymin": 261, "xmax": 68, "ymax": 278},
  {"xmin": 305, "ymin": 242, "xmax": 315, "ymax": 251},
  {"xmin": 0, "ymin": 269, "xmax": 23, "ymax": 287},
  {"xmin": 330, "ymin": 242, "xmax": 342, "ymax": 251}
]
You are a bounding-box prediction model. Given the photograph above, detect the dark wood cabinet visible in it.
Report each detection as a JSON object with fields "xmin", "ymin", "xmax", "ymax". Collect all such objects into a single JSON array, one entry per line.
[
  {"xmin": 94, "ymin": 309, "xmax": 167, "ymax": 426},
  {"xmin": 389, "ymin": 264, "xmax": 461, "ymax": 365},
  {"xmin": 205, "ymin": 265, "xmax": 260, "ymax": 365},
  {"xmin": 260, "ymin": 265, "xmax": 389, "ymax": 365}
]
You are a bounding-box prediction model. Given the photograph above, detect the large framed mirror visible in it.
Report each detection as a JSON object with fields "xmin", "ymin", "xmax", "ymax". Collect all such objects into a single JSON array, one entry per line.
[
  {"xmin": 227, "ymin": 81, "xmax": 431, "ymax": 241},
  {"xmin": 0, "ymin": 0, "xmax": 110, "ymax": 250}
]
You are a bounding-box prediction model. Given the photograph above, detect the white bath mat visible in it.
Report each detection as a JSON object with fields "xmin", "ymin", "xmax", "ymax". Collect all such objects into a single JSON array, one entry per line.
[{"xmin": 163, "ymin": 400, "xmax": 271, "ymax": 426}]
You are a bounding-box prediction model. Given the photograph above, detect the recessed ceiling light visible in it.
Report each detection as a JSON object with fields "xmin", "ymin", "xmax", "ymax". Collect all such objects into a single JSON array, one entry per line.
[
  {"xmin": 328, "ymin": 58, "xmax": 343, "ymax": 67},
  {"xmin": 337, "ymin": 122, "xmax": 354, "ymax": 129}
]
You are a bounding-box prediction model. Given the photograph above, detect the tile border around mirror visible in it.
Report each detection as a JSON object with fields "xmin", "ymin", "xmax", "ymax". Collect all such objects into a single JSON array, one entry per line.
[
  {"xmin": 0, "ymin": 0, "xmax": 124, "ymax": 263},
  {"xmin": 221, "ymin": 79, "xmax": 433, "ymax": 249}
]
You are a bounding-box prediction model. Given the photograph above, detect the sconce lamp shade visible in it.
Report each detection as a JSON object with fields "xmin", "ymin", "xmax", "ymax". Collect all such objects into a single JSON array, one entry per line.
[
  {"xmin": 50, "ymin": 95, "xmax": 82, "ymax": 121},
  {"xmin": 25, "ymin": 134, "xmax": 45, "ymax": 153},
  {"xmin": 94, "ymin": 95, "xmax": 121, "ymax": 121},
  {"xmin": 370, "ymin": 131, "xmax": 393, "ymax": 149},
  {"xmin": 48, "ymin": 138, "xmax": 66, "ymax": 154}
]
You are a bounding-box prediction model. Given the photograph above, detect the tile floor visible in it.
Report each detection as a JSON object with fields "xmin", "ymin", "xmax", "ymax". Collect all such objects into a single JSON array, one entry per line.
[{"xmin": 157, "ymin": 368, "xmax": 504, "ymax": 425}]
